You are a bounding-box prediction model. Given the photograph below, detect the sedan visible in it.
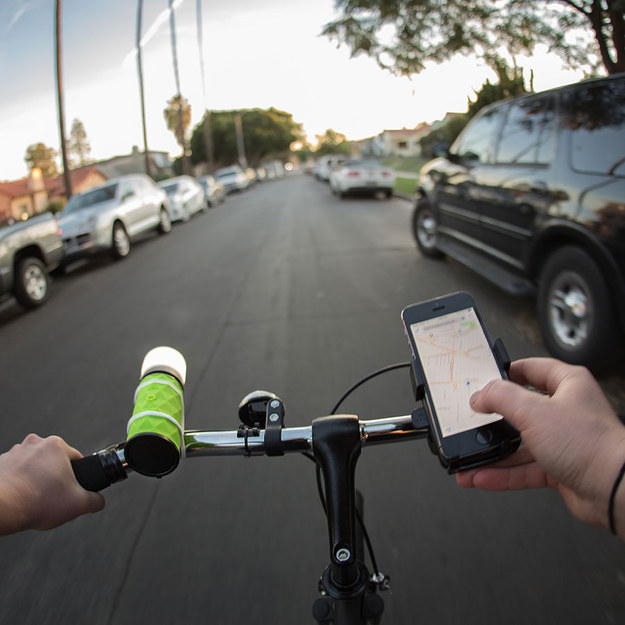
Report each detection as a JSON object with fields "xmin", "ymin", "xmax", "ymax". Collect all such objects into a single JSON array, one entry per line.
[
  {"xmin": 198, "ymin": 175, "xmax": 226, "ymax": 207},
  {"xmin": 214, "ymin": 166, "xmax": 250, "ymax": 193},
  {"xmin": 157, "ymin": 176, "xmax": 207, "ymax": 222},
  {"xmin": 58, "ymin": 174, "xmax": 170, "ymax": 263},
  {"xmin": 329, "ymin": 160, "xmax": 395, "ymax": 198}
]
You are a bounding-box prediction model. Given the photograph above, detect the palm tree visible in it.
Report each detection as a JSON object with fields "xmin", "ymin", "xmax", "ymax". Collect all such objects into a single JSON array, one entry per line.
[
  {"xmin": 168, "ymin": 0, "xmax": 190, "ymax": 174},
  {"xmin": 195, "ymin": 0, "xmax": 215, "ymax": 173},
  {"xmin": 163, "ymin": 94, "xmax": 192, "ymax": 151},
  {"xmin": 54, "ymin": 0, "xmax": 72, "ymax": 198},
  {"xmin": 136, "ymin": 0, "xmax": 152, "ymax": 178}
]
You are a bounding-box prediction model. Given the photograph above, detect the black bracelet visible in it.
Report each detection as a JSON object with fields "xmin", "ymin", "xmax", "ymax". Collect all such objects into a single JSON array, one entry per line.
[{"xmin": 609, "ymin": 460, "xmax": 625, "ymax": 535}]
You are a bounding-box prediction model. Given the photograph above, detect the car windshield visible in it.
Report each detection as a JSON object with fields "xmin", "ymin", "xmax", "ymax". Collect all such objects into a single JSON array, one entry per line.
[
  {"xmin": 160, "ymin": 183, "xmax": 179, "ymax": 195},
  {"xmin": 63, "ymin": 184, "xmax": 118, "ymax": 214},
  {"xmin": 344, "ymin": 160, "xmax": 381, "ymax": 168}
]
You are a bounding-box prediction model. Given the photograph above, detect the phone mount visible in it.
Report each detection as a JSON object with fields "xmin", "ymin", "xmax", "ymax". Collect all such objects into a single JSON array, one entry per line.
[{"xmin": 409, "ymin": 338, "xmax": 511, "ymax": 454}]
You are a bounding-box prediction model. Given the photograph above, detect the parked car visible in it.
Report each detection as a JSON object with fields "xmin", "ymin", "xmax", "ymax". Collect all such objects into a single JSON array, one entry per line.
[
  {"xmin": 314, "ymin": 155, "xmax": 347, "ymax": 181},
  {"xmin": 412, "ymin": 73, "xmax": 625, "ymax": 371},
  {"xmin": 198, "ymin": 175, "xmax": 226, "ymax": 207},
  {"xmin": 329, "ymin": 159, "xmax": 395, "ymax": 198},
  {"xmin": 214, "ymin": 166, "xmax": 249, "ymax": 193},
  {"xmin": 158, "ymin": 176, "xmax": 206, "ymax": 222},
  {"xmin": 59, "ymin": 174, "xmax": 171, "ymax": 264},
  {"xmin": 0, "ymin": 212, "xmax": 64, "ymax": 309}
]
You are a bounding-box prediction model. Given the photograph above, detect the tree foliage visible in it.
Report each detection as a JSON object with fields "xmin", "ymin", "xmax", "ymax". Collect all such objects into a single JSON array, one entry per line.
[
  {"xmin": 68, "ymin": 118, "xmax": 92, "ymax": 167},
  {"xmin": 322, "ymin": 1, "xmax": 625, "ymax": 76},
  {"xmin": 163, "ymin": 94, "xmax": 192, "ymax": 150},
  {"xmin": 420, "ymin": 62, "xmax": 530, "ymax": 157},
  {"xmin": 314, "ymin": 129, "xmax": 352, "ymax": 155},
  {"xmin": 24, "ymin": 143, "xmax": 59, "ymax": 178},
  {"xmin": 190, "ymin": 107, "xmax": 303, "ymax": 167}
]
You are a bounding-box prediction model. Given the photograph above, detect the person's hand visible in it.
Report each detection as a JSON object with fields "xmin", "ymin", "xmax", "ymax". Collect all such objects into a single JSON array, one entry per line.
[
  {"xmin": 456, "ymin": 358, "xmax": 625, "ymax": 535},
  {"xmin": 0, "ymin": 434, "xmax": 105, "ymax": 535}
]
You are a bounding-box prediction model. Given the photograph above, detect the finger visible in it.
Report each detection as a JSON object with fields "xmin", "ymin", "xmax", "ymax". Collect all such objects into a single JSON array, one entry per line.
[
  {"xmin": 465, "ymin": 462, "xmax": 550, "ymax": 491},
  {"xmin": 509, "ymin": 358, "xmax": 578, "ymax": 396},
  {"xmin": 470, "ymin": 379, "xmax": 547, "ymax": 431},
  {"xmin": 456, "ymin": 447, "xmax": 534, "ymax": 487},
  {"xmin": 85, "ymin": 493, "xmax": 106, "ymax": 513}
]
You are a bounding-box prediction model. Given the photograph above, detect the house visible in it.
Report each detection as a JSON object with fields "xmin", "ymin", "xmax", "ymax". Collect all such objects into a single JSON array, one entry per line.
[
  {"xmin": 355, "ymin": 123, "xmax": 432, "ymax": 158},
  {"xmin": 94, "ymin": 146, "xmax": 174, "ymax": 181},
  {"xmin": 0, "ymin": 165, "xmax": 107, "ymax": 223},
  {"xmin": 0, "ymin": 147, "xmax": 173, "ymax": 223},
  {"xmin": 376, "ymin": 124, "xmax": 432, "ymax": 157}
]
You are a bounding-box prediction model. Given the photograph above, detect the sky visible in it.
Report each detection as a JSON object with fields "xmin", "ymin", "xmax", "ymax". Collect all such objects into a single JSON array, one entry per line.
[{"xmin": 0, "ymin": 0, "xmax": 586, "ymax": 182}]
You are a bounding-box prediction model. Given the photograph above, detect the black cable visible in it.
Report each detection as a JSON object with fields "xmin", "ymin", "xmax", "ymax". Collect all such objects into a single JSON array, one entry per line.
[
  {"xmin": 329, "ymin": 362, "xmax": 411, "ymax": 415},
  {"xmin": 301, "ymin": 362, "xmax": 411, "ymax": 578}
]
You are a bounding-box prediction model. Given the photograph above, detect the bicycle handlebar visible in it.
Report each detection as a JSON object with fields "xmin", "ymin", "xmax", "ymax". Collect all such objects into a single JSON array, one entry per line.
[
  {"xmin": 72, "ymin": 412, "xmax": 429, "ymax": 492},
  {"xmin": 69, "ymin": 346, "xmax": 429, "ymax": 624}
]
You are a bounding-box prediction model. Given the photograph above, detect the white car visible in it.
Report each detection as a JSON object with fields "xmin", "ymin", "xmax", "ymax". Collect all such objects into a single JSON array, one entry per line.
[
  {"xmin": 329, "ymin": 160, "xmax": 395, "ymax": 198},
  {"xmin": 314, "ymin": 155, "xmax": 347, "ymax": 181},
  {"xmin": 59, "ymin": 174, "xmax": 171, "ymax": 263},
  {"xmin": 214, "ymin": 166, "xmax": 250, "ymax": 193},
  {"xmin": 157, "ymin": 176, "xmax": 207, "ymax": 222}
]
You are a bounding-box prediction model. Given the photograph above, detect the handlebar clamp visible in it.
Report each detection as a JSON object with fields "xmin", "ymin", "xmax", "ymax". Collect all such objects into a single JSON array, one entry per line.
[{"xmin": 265, "ymin": 398, "xmax": 286, "ymax": 456}]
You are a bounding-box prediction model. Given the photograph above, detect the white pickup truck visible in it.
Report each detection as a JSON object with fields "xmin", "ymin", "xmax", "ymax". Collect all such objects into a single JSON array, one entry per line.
[{"xmin": 0, "ymin": 213, "xmax": 65, "ymax": 309}]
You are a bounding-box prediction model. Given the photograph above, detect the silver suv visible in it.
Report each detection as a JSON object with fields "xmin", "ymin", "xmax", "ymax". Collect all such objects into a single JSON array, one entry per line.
[{"xmin": 59, "ymin": 174, "xmax": 171, "ymax": 264}]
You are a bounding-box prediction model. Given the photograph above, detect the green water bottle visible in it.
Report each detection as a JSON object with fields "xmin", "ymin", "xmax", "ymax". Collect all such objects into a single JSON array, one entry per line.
[{"xmin": 125, "ymin": 346, "xmax": 187, "ymax": 477}]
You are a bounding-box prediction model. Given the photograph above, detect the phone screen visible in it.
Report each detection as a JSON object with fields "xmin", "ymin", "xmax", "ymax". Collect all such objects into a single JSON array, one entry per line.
[{"xmin": 409, "ymin": 307, "xmax": 503, "ymax": 437}]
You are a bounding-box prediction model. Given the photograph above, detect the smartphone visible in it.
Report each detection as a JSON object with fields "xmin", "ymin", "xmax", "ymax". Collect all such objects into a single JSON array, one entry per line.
[{"xmin": 401, "ymin": 291, "xmax": 520, "ymax": 473}]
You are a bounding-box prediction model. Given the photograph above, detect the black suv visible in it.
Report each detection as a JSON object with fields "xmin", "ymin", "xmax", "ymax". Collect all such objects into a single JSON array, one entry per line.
[{"xmin": 413, "ymin": 73, "xmax": 625, "ymax": 371}]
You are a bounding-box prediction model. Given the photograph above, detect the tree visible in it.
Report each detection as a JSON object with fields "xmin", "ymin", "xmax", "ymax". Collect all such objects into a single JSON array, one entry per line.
[
  {"xmin": 25, "ymin": 143, "xmax": 59, "ymax": 178},
  {"xmin": 420, "ymin": 61, "xmax": 529, "ymax": 157},
  {"xmin": 167, "ymin": 0, "xmax": 190, "ymax": 174},
  {"xmin": 467, "ymin": 61, "xmax": 529, "ymax": 117},
  {"xmin": 189, "ymin": 107, "xmax": 303, "ymax": 167},
  {"xmin": 68, "ymin": 118, "xmax": 92, "ymax": 167},
  {"xmin": 322, "ymin": 1, "xmax": 625, "ymax": 77},
  {"xmin": 314, "ymin": 129, "xmax": 351, "ymax": 156},
  {"xmin": 164, "ymin": 94, "xmax": 192, "ymax": 155}
]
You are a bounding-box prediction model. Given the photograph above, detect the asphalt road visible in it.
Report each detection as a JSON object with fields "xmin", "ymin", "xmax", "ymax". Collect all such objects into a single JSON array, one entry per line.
[{"xmin": 1, "ymin": 173, "xmax": 624, "ymax": 625}]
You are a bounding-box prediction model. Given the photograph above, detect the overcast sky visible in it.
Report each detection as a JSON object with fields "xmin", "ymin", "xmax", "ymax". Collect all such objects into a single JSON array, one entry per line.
[{"xmin": 0, "ymin": 0, "xmax": 585, "ymax": 181}]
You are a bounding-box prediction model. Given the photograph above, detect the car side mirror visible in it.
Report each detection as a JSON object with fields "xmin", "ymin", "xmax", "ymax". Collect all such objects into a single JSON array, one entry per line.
[{"xmin": 432, "ymin": 142, "xmax": 450, "ymax": 158}]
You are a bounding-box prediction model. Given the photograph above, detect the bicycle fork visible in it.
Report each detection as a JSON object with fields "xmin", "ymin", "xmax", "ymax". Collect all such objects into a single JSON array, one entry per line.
[{"xmin": 311, "ymin": 415, "xmax": 384, "ymax": 625}]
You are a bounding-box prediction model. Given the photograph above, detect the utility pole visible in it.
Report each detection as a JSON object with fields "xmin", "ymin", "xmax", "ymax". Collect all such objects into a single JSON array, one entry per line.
[
  {"xmin": 196, "ymin": 0, "xmax": 215, "ymax": 173},
  {"xmin": 234, "ymin": 113, "xmax": 248, "ymax": 169},
  {"xmin": 55, "ymin": 0, "xmax": 72, "ymax": 199},
  {"xmin": 136, "ymin": 0, "xmax": 153, "ymax": 178}
]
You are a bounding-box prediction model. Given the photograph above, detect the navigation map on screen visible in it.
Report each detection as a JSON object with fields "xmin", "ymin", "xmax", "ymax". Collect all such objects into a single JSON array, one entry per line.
[{"xmin": 410, "ymin": 307, "xmax": 503, "ymax": 437}]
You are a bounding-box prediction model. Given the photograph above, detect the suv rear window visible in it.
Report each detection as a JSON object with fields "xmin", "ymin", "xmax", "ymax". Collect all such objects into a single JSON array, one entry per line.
[{"xmin": 562, "ymin": 78, "xmax": 625, "ymax": 177}]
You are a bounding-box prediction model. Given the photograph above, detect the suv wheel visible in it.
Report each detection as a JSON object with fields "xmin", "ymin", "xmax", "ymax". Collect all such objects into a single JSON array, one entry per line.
[
  {"xmin": 537, "ymin": 246, "xmax": 622, "ymax": 371},
  {"xmin": 14, "ymin": 257, "xmax": 50, "ymax": 309},
  {"xmin": 111, "ymin": 222, "xmax": 130, "ymax": 259},
  {"xmin": 413, "ymin": 204, "xmax": 444, "ymax": 259}
]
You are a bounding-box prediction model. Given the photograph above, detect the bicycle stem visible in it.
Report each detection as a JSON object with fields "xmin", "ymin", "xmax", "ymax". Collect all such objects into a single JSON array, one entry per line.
[{"xmin": 313, "ymin": 415, "xmax": 362, "ymax": 590}]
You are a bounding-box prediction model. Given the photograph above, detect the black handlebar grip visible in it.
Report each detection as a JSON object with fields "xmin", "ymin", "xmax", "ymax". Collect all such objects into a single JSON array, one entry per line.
[{"xmin": 72, "ymin": 451, "xmax": 127, "ymax": 492}]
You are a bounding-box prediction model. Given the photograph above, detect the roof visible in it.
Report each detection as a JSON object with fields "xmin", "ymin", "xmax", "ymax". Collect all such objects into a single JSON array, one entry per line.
[
  {"xmin": 0, "ymin": 178, "xmax": 32, "ymax": 198},
  {"xmin": 0, "ymin": 165, "xmax": 104, "ymax": 198}
]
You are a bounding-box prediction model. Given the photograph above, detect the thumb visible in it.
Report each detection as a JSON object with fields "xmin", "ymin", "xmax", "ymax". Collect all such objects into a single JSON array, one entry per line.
[{"xmin": 470, "ymin": 379, "xmax": 545, "ymax": 432}]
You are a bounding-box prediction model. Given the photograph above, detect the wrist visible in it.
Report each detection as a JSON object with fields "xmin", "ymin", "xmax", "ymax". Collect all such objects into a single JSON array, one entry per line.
[
  {"xmin": 599, "ymin": 428, "xmax": 625, "ymax": 537},
  {"xmin": 0, "ymin": 481, "xmax": 30, "ymax": 536}
]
